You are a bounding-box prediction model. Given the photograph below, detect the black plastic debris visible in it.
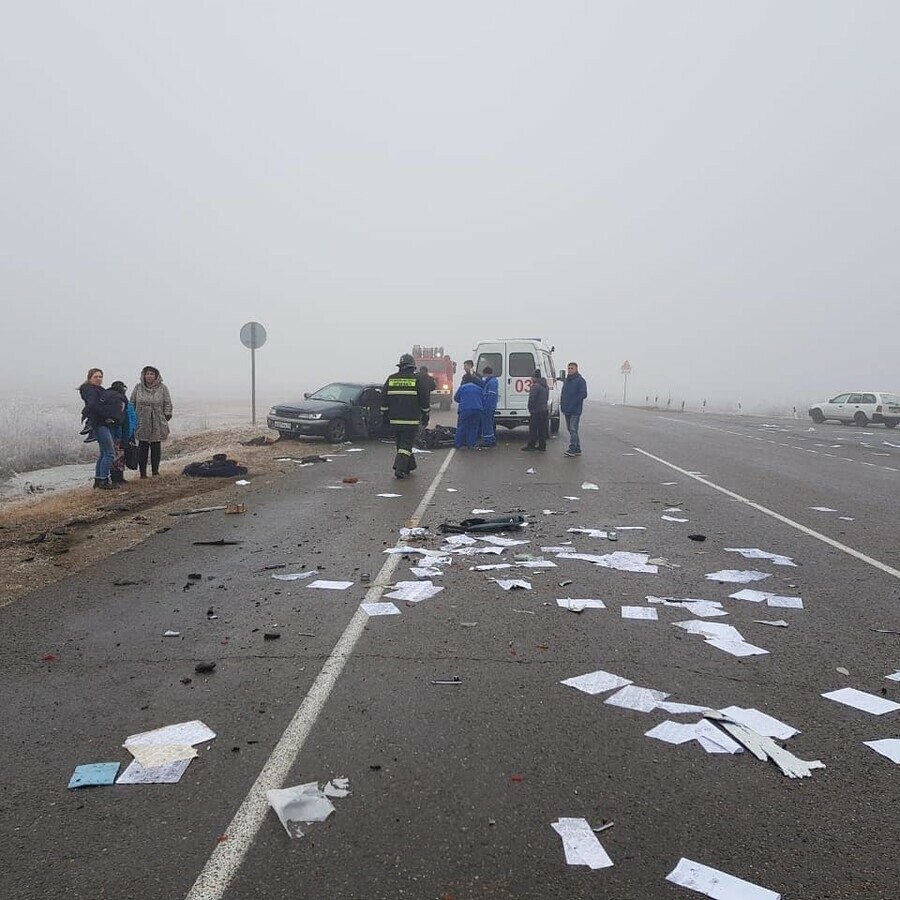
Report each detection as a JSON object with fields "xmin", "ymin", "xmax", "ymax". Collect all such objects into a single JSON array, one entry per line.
[
  {"xmin": 182, "ymin": 454, "xmax": 248, "ymax": 478},
  {"xmin": 439, "ymin": 515, "xmax": 526, "ymax": 534},
  {"xmin": 263, "ymin": 632, "xmax": 281, "ymax": 641},
  {"xmin": 193, "ymin": 539, "xmax": 243, "ymax": 546},
  {"xmin": 688, "ymin": 534, "xmax": 707, "ymax": 542},
  {"xmin": 194, "ymin": 661, "xmax": 217, "ymax": 674},
  {"xmin": 415, "ymin": 425, "xmax": 457, "ymax": 449}
]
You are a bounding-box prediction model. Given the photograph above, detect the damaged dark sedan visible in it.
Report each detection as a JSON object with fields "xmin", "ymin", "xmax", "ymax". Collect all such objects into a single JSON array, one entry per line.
[{"xmin": 267, "ymin": 382, "xmax": 385, "ymax": 443}]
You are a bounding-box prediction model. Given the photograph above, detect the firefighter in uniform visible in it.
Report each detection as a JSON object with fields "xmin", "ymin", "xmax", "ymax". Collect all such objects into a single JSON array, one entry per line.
[{"xmin": 382, "ymin": 354, "xmax": 432, "ymax": 479}]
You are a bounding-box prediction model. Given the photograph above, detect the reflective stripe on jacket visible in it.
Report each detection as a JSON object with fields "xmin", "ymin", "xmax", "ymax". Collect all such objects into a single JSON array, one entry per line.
[{"xmin": 382, "ymin": 368, "xmax": 431, "ymax": 425}]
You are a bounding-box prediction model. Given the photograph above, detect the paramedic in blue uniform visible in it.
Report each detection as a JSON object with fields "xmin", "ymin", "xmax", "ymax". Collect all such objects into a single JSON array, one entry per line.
[{"xmin": 480, "ymin": 366, "xmax": 499, "ymax": 448}]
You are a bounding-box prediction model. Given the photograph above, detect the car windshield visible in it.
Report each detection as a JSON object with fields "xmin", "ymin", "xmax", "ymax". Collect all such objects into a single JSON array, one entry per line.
[{"xmin": 307, "ymin": 383, "xmax": 362, "ymax": 404}]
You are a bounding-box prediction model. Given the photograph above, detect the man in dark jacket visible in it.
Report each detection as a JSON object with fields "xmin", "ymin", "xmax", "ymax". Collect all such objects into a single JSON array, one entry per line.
[
  {"xmin": 522, "ymin": 369, "xmax": 549, "ymax": 451},
  {"xmin": 382, "ymin": 354, "xmax": 432, "ymax": 478},
  {"xmin": 560, "ymin": 361, "xmax": 588, "ymax": 456},
  {"xmin": 460, "ymin": 360, "xmax": 483, "ymax": 386}
]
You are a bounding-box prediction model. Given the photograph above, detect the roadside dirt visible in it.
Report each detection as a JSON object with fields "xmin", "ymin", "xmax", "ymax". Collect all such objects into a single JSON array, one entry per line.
[{"xmin": 0, "ymin": 428, "xmax": 338, "ymax": 608}]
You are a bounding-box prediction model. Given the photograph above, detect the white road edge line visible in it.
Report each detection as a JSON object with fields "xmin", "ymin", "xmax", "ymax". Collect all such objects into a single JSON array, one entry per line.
[
  {"xmin": 633, "ymin": 446, "xmax": 900, "ymax": 580},
  {"xmin": 184, "ymin": 449, "xmax": 457, "ymax": 900}
]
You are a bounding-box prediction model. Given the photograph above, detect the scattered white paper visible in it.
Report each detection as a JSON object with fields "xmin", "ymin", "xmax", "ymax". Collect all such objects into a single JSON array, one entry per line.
[
  {"xmin": 551, "ymin": 817, "xmax": 613, "ymax": 869},
  {"xmin": 562, "ymin": 496, "xmax": 580, "ymax": 500},
  {"xmin": 719, "ymin": 706, "xmax": 799, "ymax": 740},
  {"xmin": 648, "ymin": 597, "xmax": 727, "ymax": 618},
  {"xmin": 493, "ymin": 579, "xmax": 532, "ymax": 591},
  {"xmin": 568, "ymin": 527, "xmax": 608, "ymax": 538},
  {"xmin": 728, "ymin": 589, "xmax": 766, "ymax": 603},
  {"xmin": 470, "ymin": 563, "xmax": 512, "ymax": 571},
  {"xmin": 605, "ymin": 685, "xmax": 669, "ymax": 711},
  {"xmin": 809, "ymin": 506, "xmax": 836, "ymax": 512},
  {"xmin": 361, "ymin": 601, "xmax": 401, "ymax": 616},
  {"xmin": 645, "ymin": 720, "xmax": 743, "ymax": 754},
  {"xmin": 124, "ymin": 720, "xmax": 216, "ymax": 748},
  {"xmin": 705, "ymin": 570, "xmax": 771, "ymax": 583},
  {"xmin": 324, "ymin": 776, "xmax": 351, "ymax": 797},
  {"xmin": 516, "ymin": 559, "xmax": 557, "ymax": 568},
  {"xmin": 448, "ymin": 545, "xmax": 505, "ymax": 556},
  {"xmin": 444, "ymin": 534, "xmax": 478, "ymax": 546},
  {"xmin": 234, "ymin": 479, "xmax": 251, "ymax": 486},
  {"xmin": 345, "ymin": 448, "xmax": 364, "ymax": 452},
  {"xmin": 885, "ymin": 671, "xmax": 900, "ymax": 682},
  {"xmin": 117, "ymin": 758, "xmax": 193, "ymax": 784},
  {"xmin": 661, "ymin": 515, "xmax": 689, "ymax": 523},
  {"xmin": 557, "ymin": 598, "xmax": 606, "ymax": 611},
  {"xmin": 838, "ymin": 516, "xmax": 854, "ymax": 521},
  {"xmin": 266, "ymin": 782, "xmax": 336, "ymax": 838},
  {"xmin": 410, "ymin": 566, "xmax": 442, "ymax": 578},
  {"xmin": 724, "ymin": 548, "xmax": 797, "ymax": 567},
  {"xmin": 753, "ymin": 620, "xmax": 789, "ymax": 628},
  {"xmin": 621, "ymin": 606, "xmax": 658, "ymax": 620},
  {"xmin": 163, "ymin": 630, "xmax": 180, "ymax": 637},
  {"xmin": 661, "ymin": 482, "xmax": 679, "ymax": 485},
  {"xmin": 558, "ymin": 551, "xmax": 658, "ymax": 574},
  {"xmin": 705, "ymin": 637, "xmax": 769, "ymax": 657},
  {"xmin": 384, "ymin": 580, "xmax": 444, "ymax": 603},
  {"xmin": 399, "ymin": 527, "xmax": 429, "ymax": 539},
  {"xmin": 656, "ymin": 700, "xmax": 712, "ymax": 715},
  {"xmin": 728, "ymin": 589, "xmax": 803, "ymax": 609},
  {"xmin": 124, "ymin": 743, "xmax": 197, "ymax": 768},
  {"xmin": 271, "ymin": 571, "xmax": 316, "ymax": 581},
  {"xmin": 822, "ymin": 688, "xmax": 900, "ymax": 715},
  {"xmin": 666, "ymin": 857, "xmax": 780, "ymax": 900},
  {"xmin": 376, "ymin": 493, "xmax": 402, "ymax": 498},
  {"xmin": 471, "ymin": 508, "xmax": 495, "ymax": 514},
  {"xmin": 307, "ymin": 580, "xmax": 354, "ymax": 590},
  {"xmin": 560, "ymin": 670, "xmax": 632, "ymax": 695},
  {"xmin": 478, "ymin": 536, "xmax": 530, "ymax": 547},
  {"xmin": 664, "ymin": 507, "xmax": 682, "ymax": 512},
  {"xmin": 525, "ymin": 467, "xmax": 536, "ymax": 474},
  {"xmin": 864, "ymin": 739, "xmax": 900, "ymax": 764},
  {"xmin": 581, "ymin": 482, "xmax": 599, "ymax": 490},
  {"xmin": 445, "ymin": 488, "xmax": 458, "ymax": 492}
]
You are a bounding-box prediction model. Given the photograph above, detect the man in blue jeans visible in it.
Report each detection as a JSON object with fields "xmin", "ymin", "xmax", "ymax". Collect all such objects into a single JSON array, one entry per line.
[{"xmin": 560, "ymin": 361, "xmax": 588, "ymax": 457}]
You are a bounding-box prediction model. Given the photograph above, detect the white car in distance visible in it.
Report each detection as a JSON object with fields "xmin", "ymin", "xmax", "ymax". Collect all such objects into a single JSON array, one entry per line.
[{"xmin": 808, "ymin": 392, "xmax": 900, "ymax": 428}]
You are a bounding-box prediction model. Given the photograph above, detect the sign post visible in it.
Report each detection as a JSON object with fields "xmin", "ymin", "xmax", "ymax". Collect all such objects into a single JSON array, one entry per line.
[
  {"xmin": 240, "ymin": 321, "xmax": 268, "ymax": 424},
  {"xmin": 620, "ymin": 359, "xmax": 632, "ymax": 405}
]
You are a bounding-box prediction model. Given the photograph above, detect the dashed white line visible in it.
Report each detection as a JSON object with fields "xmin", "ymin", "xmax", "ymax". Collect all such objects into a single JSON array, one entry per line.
[
  {"xmin": 183, "ymin": 450, "xmax": 457, "ymax": 900},
  {"xmin": 633, "ymin": 447, "xmax": 900, "ymax": 581}
]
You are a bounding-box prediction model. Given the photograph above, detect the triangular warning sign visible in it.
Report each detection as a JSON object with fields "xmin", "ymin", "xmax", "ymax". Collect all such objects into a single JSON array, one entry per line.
[{"xmin": 620, "ymin": 359, "xmax": 632, "ymax": 373}]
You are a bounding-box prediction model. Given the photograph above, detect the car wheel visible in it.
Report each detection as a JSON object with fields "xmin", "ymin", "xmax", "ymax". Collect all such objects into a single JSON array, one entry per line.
[
  {"xmin": 885, "ymin": 419, "xmax": 898, "ymax": 429},
  {"xmin": 326, "ymin": 418, "xmax": 348, "ymax": 443},
  {"xmin": 810, "ymin": 409, "xmax": 825, "ymax": 424},
  {"xmin": 854, "ymin": 412, "xmax": 868, "ymax": 426}
]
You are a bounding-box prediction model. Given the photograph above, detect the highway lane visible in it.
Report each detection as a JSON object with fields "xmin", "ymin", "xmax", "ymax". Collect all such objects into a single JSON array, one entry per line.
[{"xmin": 1, "ymin": 405, "xmax": 898, "ymax": 899}]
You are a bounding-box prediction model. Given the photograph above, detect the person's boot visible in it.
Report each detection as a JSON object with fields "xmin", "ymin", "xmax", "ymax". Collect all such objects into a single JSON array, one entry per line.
[
  {"xmin": 111, "ymin": 470, "xmax": 126, "ymax": 485},
  {"xmin": 139, "ymin": 468, "xmax": 147, "ymax": 479},
  {"xmin": 93, "ymin": 478, "xmax": 113, "ymax": 490}
]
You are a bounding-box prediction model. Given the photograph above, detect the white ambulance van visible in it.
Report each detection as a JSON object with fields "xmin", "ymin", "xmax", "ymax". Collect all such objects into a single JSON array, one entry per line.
[{"xmin": 471, "ymin": 338, "xmax": 561, "ymax": 433}]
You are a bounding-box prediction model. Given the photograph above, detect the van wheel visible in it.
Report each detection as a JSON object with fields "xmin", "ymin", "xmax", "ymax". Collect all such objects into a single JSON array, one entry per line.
[
  {"xmin": 326, "ymin": 418, "xmax": 348, "ymax": 443},
  {"xmin": 885, "ymin": 419, "xmax": 898, "ymax": 429},
  {"xmin": 550, "ymin": 415, "xmax": 560, "ymax": 435},
  {"xmin": 854, "ymin": 412, "xmax": 868, "ymax": 426}
]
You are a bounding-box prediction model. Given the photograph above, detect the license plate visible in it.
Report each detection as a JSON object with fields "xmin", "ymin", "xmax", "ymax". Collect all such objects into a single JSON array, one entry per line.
[{"xmin": 273, "ymin": 420, "xmax": 293, "ymax": 429}]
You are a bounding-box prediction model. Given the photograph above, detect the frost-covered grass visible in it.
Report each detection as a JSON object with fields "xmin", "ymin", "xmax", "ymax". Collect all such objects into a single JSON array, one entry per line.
[{"xmin": 0, "ymin": 401, "xmax": 95, "ymax": 477}]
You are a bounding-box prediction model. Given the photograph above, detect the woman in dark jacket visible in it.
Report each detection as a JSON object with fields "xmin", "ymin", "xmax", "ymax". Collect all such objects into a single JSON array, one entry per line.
[{"xmin": 78, "ymin": 367, "xmax": 118, "ymax": 489}]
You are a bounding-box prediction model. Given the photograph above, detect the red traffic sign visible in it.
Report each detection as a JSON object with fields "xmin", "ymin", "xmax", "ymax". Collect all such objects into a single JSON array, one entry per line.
[{"xmin": 620, "ymin": 359, "xmax": 632, "ymax": 374}]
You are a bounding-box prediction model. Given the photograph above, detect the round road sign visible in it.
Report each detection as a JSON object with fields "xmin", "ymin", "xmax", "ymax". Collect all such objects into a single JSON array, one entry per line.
[{"xmin": 240, "ymin": 321, "xmax": 267, "ymax": 350}]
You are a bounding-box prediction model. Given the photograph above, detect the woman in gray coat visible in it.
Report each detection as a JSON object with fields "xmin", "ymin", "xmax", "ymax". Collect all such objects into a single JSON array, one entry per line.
[{"xmin": 130, "ymin": 365, "xmax": 173, "ymax": 477}]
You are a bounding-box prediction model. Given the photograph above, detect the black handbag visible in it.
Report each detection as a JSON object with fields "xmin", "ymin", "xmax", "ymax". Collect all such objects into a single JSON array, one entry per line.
[{"xmin": 124, "ymin": 442, "xmax": 139, "ymax": 470}]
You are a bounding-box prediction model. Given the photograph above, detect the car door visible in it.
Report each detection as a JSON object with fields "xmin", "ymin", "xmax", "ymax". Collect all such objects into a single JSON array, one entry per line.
[
  {"xmin": 861, "ymin": 393, "xmax": 877, "ymax": 418},
  {"xmin": 507, "ymin": 347, "xmax": 537, "ymax": 414},
  {"xmin": 845, "ymin": 394, "xmax": 864, "ymax": 421},
  {"xmin": 355, "ymin": 387, "xmax": 382, "ymax": 438},
  {"xmin": 824, "ymin": 393, "xmax": 850, "ymax": 419}
]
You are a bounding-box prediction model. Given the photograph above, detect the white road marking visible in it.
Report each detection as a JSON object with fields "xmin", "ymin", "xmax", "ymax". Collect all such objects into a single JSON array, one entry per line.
[
  {"xmin": 633, "ymin": 447, "xmax": 900, "ymax": 581},
  {"xmin": 183, "ymin": 450, "xmax": 457, "ymax": 900}
]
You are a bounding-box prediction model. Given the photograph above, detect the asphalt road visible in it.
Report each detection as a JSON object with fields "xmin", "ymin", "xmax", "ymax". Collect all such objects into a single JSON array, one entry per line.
[{"xmin": 2, "ymin": 404, "xmax": 899, "ymax": 900}]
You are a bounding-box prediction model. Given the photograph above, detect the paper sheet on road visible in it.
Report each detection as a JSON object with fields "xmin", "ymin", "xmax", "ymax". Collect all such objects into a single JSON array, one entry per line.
[
  {"xmin": 666, "ymin": 857, "xmax": 781, "ymax": 900},
  {"xmin": 581, "ymin": 482, "xmax": 599, "ymax": 490},
  {"xmin": 307, "ymin": 580, "xmax": 354, "ymax": 590},
  {"xmin": 674, "ymin": 621, "xmax": 744, "ymax": 642},
  {"xmin": 410, "ymin": 566, "xmax": 443, "ymax": 578},
  {"xmin": 271, "ymin": 571, "xmax": 316, "ymax": 581},
  {"xmin": 448, "ymin": 546, "xmax": 505, "ymax": 556},
  {"xmin": 568, "ymin": 528, "xmax": 609, "ymax": 538},
  {"xmin": 648, "ymin": 597, "xmax": 727, "ymax": 618},
  {"xmin": 492, "ymin": 579, "xmax": 532, "ymax": 591},
  {"xmin": 705, "ymin": 637, "xmax": 769, "ymax": 657},
  {"xmin": 864, "ymin": 739, "xmax": 900, "ymax": 763},
  {"xmin": 470, "ymin": 563, "xmax": 512, "ymax": 571},
  {"xmin": 885, "ymin": 671, "xmax": 900, "ymax": 682},
  {"xmin": 557, "ymin": 551, "xmax": 658, "ymax": 573},
  {"xmin": 556, "ymin": 598, "xmax": 606, "ymax": 611},
  {"xmin": 605, "ymin": 685, "xmax": 668, "ymax": 711},
  {"xmin": 516, "ymin": 559, "xmax": 557, "ymax": 569},
  {"xmin": 266, "ymin": 782, "xmax": 336, "ymax": 838},
  {"xmin": 621, "ymin": 606, "xmax": 658, "ymax": 620},
  {"xmin": 661, "ymin": 515, "xmax": 689, "ymax": 523},
  {"xmin": 762, "ymin": 594, "xmax": 803, "ymax": 609},
  {"xmin": 561, "ymin": 670, "xmax": 632, "ymax": 695},
  {"xmin": 550, "ymin": 818, "xmax": 613, "ymax": 869},
  {"xmin": 444, "ymin": 534, "xmax": 478, "ymax": 546},
  {"xmin": 562, "ymin": 496, "xmax": 580, "ymax": 500},
  {"xmin": 376, "ymin": 493, "xmax": 402, "ymax": 498},
  {"xmin": 645, "ymin": 720, "xmax": 743, "ymax": 754},
  {"xmin": 361, "ymin": 602, "xmax": 401, "ymax": 616},
  {"xmin": 117, "ymin": 758, "xmax": 193, "ymax": 784},
  {"xmin": 124, "ymin": 743, "xmax": 198, "ymax": 768},
  {"xmin": 384, "ymin": 581, "xmax": 444, "ymax": 603},
  {"xmin": 724, "ymin": 548, "xmax": 797, "ymax": 567},
  {"xmin": 471, "ymin": 508, "xmax": 495, "ymax": 514},
  {"xmin": 705, "ymin": 570, "xmax": 771, "ymax": 583},
  {"xmin": 124, "ymin": 720, "xmax": 216, "ymax": 748},
  {"xmin": 822, "ymin": 688, "xmax": 900, "ymax": 715},
  {"xmin": 68, "ymin": 762, "xmax": 120, "ymax": 788},
  {"xmin": 478, "ymin": 536, "xmax": 530, "ymax": 547},
  {"xmin": 656, "ymin": 701, "xmax": 712, "ymax": 715},
  {"xmin": 719, "ymin": 706, "xmax": 799, "ymax": 739}
]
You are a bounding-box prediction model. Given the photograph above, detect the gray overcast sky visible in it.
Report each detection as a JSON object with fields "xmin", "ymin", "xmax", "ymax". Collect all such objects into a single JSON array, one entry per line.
[{"xmin": 2, "ymin": 1, "xmax": 898, "ymax": 409}]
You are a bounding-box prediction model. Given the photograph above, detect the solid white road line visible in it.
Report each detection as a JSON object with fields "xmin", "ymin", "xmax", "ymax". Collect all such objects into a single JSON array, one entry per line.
[
  {"xmin": 184, "ymin": 449, "xmax": 457, "ymax": 900},
  {"xmin": 634, "ymin": 446, "xmax": 900, "ymax": 581}
]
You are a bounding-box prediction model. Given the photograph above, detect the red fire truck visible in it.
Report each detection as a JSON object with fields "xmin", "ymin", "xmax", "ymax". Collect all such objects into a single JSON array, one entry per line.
[{"xmin": 412, "ymin": 345, "xmax": 456, "ymax": 410}]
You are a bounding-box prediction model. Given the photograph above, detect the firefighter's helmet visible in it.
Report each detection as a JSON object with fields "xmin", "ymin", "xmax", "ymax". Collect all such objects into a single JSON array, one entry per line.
[{"xmin": 397, "ymin": 353, "xmax": 416, "ymax": 368}]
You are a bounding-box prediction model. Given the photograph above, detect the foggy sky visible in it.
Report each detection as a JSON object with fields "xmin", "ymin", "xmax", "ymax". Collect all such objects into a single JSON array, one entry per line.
[{"xmin": 2, "ymin": 1, "xmax": 898, "ymax": 410}]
